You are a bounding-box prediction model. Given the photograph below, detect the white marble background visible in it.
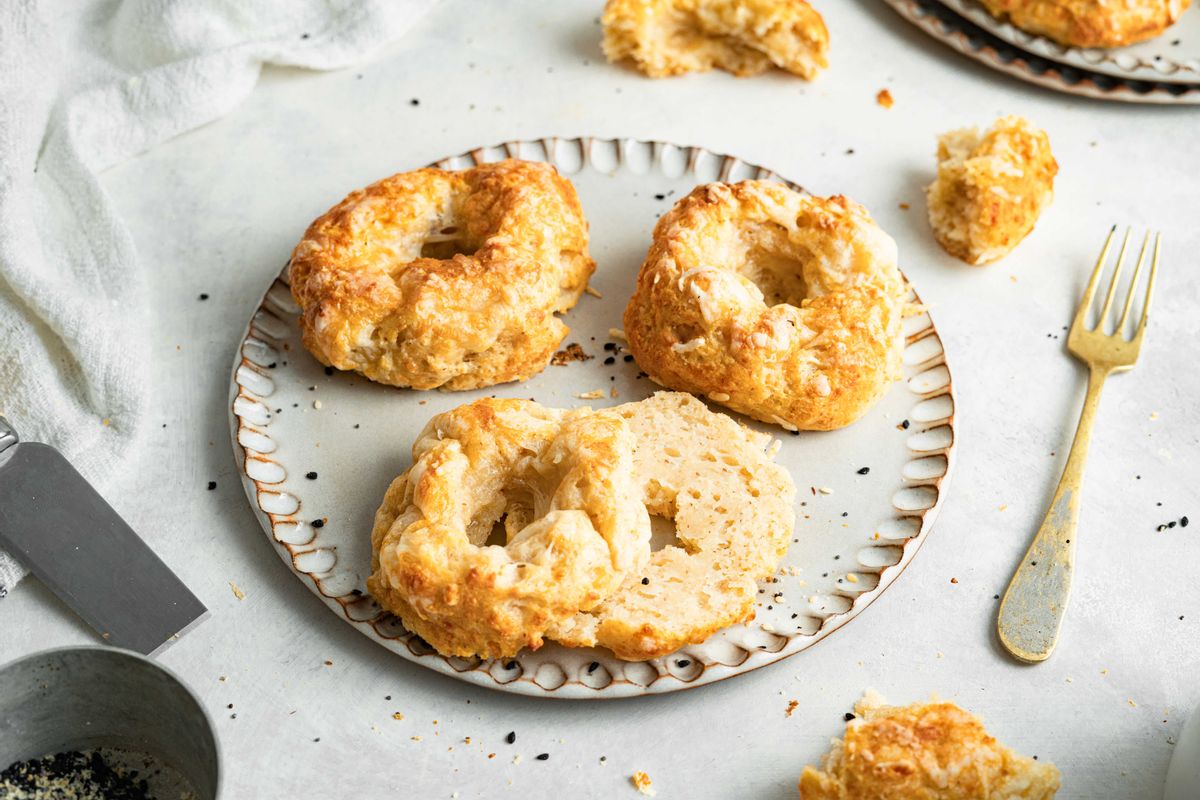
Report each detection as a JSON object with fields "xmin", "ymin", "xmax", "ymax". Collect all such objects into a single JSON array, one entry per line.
[{"xmin": 2, "ymin": 1, "xmax": 1198, "ymax": 797}]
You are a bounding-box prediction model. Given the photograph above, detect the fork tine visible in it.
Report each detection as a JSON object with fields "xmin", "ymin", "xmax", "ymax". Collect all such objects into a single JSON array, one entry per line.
[
  {"xmin": 1117, "ymin": 232, "xmax": 1152, "ymax": 333},
  {"xmin": 1135, "ymin": 232, "xmax": 1162, "ymax": 338},
  {"xmin": 1075, "ymin": 226, "xmax": 1117, "ymax": 329},
  {"xmin": 1097, "ymin": 227, "xmax": 1132, "ymax": 329}
]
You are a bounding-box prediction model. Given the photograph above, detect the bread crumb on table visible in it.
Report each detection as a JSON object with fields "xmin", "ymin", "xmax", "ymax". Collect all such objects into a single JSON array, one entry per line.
[{"xmin": 632, "ymin": 771, "xmax": 656, "ymax": 796}]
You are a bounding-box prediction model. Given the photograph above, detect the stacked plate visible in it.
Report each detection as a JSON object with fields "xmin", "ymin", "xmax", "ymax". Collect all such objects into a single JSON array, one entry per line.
[{"xmin": 884, "ymin": 0, "xmax": 1200, "ymax": 104}]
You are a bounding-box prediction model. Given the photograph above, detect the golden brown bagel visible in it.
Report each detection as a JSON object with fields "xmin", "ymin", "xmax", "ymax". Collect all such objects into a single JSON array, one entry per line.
[
  {"xmin": 547, "ymin": 392, "xmax": 795, "ymax": 661},
  {"xmin": 926, "ymin": 116, "xmax": 1058, "ymax": 266},
  {"xmin": 602, "ymin": 0, "xmax": 829, "ymax": 79},
  {"xmin": 623, "ymin": 182, "xmax": 905, "ymax": 432},
  {"xmin": 978, "ymin": 0, "xmax": 1190, "ymax": 48},
  {"xmin": 367, "ymin": 398, "xmax": 650, "ymax": 659},
  {"xmin": 799, "ymin": 694, "xmax": 1062, "ymax": 799},
  {"xmin": 289, "ymin": 160, "xmax": 594, "ymax": 391}
]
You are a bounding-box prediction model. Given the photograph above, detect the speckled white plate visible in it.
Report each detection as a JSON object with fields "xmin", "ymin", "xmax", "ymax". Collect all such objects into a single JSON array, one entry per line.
[
  {"xmin": 939, "ymin": 0, "xmax": 1200, "ymax": 84},
  {"xmin": 228, "ymin": 137, "xmax": 957, "ymax": 698},
  {"xmin": 887, "ymin": 0, "xmax": 1200, "ymax": 104}
]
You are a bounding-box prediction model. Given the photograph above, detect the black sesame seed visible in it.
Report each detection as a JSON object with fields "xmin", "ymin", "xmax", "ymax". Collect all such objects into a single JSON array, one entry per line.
[
  {"xmin": 311, "ymin": 519, "xmax": 325, "ymax": 528},
  {"xmin": 587, "ymin": 661, "xmax": 600, "ymax": 673},
  {"xmin": 354, "ymin": 424, "xmax": 360, "ymax": 429},
  {"xmin": 676, "ymin": 659, "xmax": 690, "ymax": 668},
  {"xmin": 1168, "ymin": 521, "xmax": 1177, "ymax": 529},
  {"xmin": 504, "ymin": 661, "xmax": 518, "ymax": 670},
  {"xmin": 604, "ymin": 356, "xmax": 615, "ymax": 365},
  {"xmin": 1182, "ymin": 516, "xmax": 1190, "ymax": 528},
  {"xmin": 313, "ymin": 737, "xmax": 320, "ymax": 742},
  {"xmin": 654, "ymin": 193, "xmax": 666, "ymax": 200},
  {"xmin": 410, "ymin": 98, "xmax": 420, "ymax": 106},
  {"xmin": 1031, "ymin": 561, "xmax": 1038, "ymax": 566},
  {"xmin": 604, "ymin": 342, "xmax": 616, "ymax": 351},
  {"xmin": 505, "ymin": 731, "xmax": 516, "ymax": 744},
  {"xmin": 900, "ymin": 419, "xmax": 910, "ymax": 429},
  {"xmin": 207, "ymin": 481, "xmax": 217, "ymax": 490},
  {"xmin": 844, "ymin": 712, "xmax": 855, "ymax": 721},
  {"xmin": 306, "ymin": 471, "xmax": 318, "ymax": 480},
  {"xmin": 641, "ymin": 577, "xmax": 650, "ymax": 585},
  {"xmin": 324, "ymin": 366, "xmax": 334, "ymax": 376},
  {"xmin": 536, "ymin": 753, "xmax": 549, "ymax": 761},
  {"xmin": 993, "ymin": 594, "xmax": 1000, "ymax": 600},
  {"xmin": 198, "ymin": 293, "xmax": 209, "ymax": 300},
  {"xmin": 385, "ymin": 695, "xmax": 392, "ymax": 700},
  {"xmin": 623, "ymin": 355, "xmax": 633, "ymax": 362},
  {"xmin": 856, "ymin": 467, "xmax": 870, "ymax": 475}
]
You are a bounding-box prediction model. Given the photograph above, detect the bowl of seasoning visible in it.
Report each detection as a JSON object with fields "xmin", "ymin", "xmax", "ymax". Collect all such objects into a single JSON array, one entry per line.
[{"xmin": 0, "ymin": 646, "xmax": 220, "ymax": 799}]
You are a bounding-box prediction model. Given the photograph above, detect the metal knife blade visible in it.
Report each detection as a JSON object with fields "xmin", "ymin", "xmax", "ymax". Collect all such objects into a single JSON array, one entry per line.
[{"xmin": 0, "ymin": 416, "xmax": 207, "ymax": 655}]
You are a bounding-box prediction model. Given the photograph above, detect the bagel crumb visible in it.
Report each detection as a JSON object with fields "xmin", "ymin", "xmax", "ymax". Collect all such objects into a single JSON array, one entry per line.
[
  {"xmin": 609, "ymin": 328, "xmax": 627, "ymax": 341},
  {"xmin": 551, "ymin": 343, "xmax": 592, "ymax": 366},
  {"xmin": 876, "ymin": 88, "xmax": 894, "ymax": 108},
  {"xmin": 229, "ymin": 581, "xmax": 245, "ymax": 600},
  {"xmin": 577, "ymin": 389, "xmax": 606, "ymax": 399},
  {"xmin": 926, "ymin": 116, "xmax": 1057, "ymax": 265},
  {"xmin": 585, "ymin": 285, "xmax": 603, "ymax": 298},
  {"xmin": 632, "ymin": 771, "xmax": 656, "ymax": 796},
  {"xmin": 786, "ymin": 699, "xmax": 800, "ymax": 716}
]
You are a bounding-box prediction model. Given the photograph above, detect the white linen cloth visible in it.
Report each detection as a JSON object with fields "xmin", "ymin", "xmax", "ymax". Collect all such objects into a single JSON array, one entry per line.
[{"xmin": 0, "ymin": 0, "xmax": 435, "ymax": 595}]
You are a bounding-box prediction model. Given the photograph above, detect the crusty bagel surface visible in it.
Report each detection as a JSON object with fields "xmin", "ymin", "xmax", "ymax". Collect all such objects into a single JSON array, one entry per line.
[
  {"xmin": 289, "ymin": 160, "xmax": 593, "ymax": 391},
  {"xmin": 623, "ymin": 182, "xmax": 905, "ymax": 432},
  {"xmin": 368, "ymin": 398, "xmax": 650, "ymax": 660}
]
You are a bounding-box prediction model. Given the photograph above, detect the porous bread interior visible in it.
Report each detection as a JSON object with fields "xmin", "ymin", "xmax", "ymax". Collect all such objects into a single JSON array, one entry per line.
[
  {"xmin": 546, "ymin": 391, "xmax": 796, "ymax": 660},
  {"xmin": 925, "ymin": 128, "xmax": 982, "ymax": 262},
  {"xmin": 602, "ymin": 0, "xmax": 828, "ymax": 80}
]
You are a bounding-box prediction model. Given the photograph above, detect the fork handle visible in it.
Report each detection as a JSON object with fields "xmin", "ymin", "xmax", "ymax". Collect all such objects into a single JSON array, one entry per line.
[{"xmin": 997, "ymin": 365, "xmax": 1110, "ymax": 663}]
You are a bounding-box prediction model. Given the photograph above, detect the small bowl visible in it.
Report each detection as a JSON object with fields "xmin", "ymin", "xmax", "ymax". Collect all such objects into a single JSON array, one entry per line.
[{"xmin": 0, "ymin": 646, "xmax": 220, "ymax": 798}]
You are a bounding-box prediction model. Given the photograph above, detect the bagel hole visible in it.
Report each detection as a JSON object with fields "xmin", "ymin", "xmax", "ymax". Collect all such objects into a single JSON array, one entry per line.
[
  {"xmin": 420, "ymin": 225, "xmax": 473, "ymax": 260},
  {"xmin": 485, "ymin": 516, "xmax": 510, "ymax": 547},
  {"xmin": 740, "ymin": 232, "xmax": 810, "ymax": 306},
  {"xmin": 649, "ymin": 514, "xmax": 682, "ymax": 553}
]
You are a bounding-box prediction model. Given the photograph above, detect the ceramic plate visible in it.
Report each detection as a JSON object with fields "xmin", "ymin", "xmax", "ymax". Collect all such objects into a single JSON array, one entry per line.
[
  {"xmin": 886, "ymin": 0, "xmax": 1200, "ymax": 104},
  {"xmin": 939, "ymin": 0, "xmax": 1200, "ymax": 83},
  {"xmin": 229, "ymin": 137, "xmax": 957, "ymax": 698}
]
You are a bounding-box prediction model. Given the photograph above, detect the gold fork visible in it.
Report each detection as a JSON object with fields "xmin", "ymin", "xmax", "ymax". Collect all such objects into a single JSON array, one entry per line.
[{"xmin": 997, "ymin": 227, "xmax": 1161, "ymax": 663}]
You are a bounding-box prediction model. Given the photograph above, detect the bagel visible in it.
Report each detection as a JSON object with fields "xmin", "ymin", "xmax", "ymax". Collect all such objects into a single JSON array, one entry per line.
[
  {"xmin": 799, "ymin": 695, "xmax": 1062, "ymax": 799},
  {"xmin": 602, "ymin": 0, "xmax": 829, "ymax": 79},
  {"xmin": 926, "ymin": 116, "xmax": 1057, "ymax": 266},
  {"xmin": 288, "ymin": 160, "xmax": 594, "ymax": 391},
  {"xmin": 623, "ymin": 182, "xmax": 905, "ymax": 432},
  {"xmin": 367, "ymin": 398, "xmax": 651, "ymax": 659},
  {"xmin": 978, "ymin": 0, "xmax": 1190, "ymax": 48},
  {"xmin": 547, "ymin": 392, "xmax": 796, "ymax": 661}
]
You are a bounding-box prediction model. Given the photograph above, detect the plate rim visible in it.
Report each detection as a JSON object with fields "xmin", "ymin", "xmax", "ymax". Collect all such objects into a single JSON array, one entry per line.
[
  {"xmin": 885, "ymin": 0, "xmax": 1200, "ymax": 105},
  {"xmin": 936, "ymin": 0, "xmax": 1200, "ymax": 84},
  {"xmin": 228, "ymin": 135, "xmax": 958, "ymax": 699}
]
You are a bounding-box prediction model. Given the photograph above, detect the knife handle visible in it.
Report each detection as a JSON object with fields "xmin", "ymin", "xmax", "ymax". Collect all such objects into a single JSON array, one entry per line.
[{"xmin": 0, "ymin": 416, "xmax": 17, "ymax": 457}]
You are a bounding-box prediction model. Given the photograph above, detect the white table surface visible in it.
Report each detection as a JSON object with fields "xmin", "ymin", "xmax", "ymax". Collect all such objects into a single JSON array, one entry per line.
[{"xmin": 3, "ymin": 1, "xmax": 1198, "ymax": 797}]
